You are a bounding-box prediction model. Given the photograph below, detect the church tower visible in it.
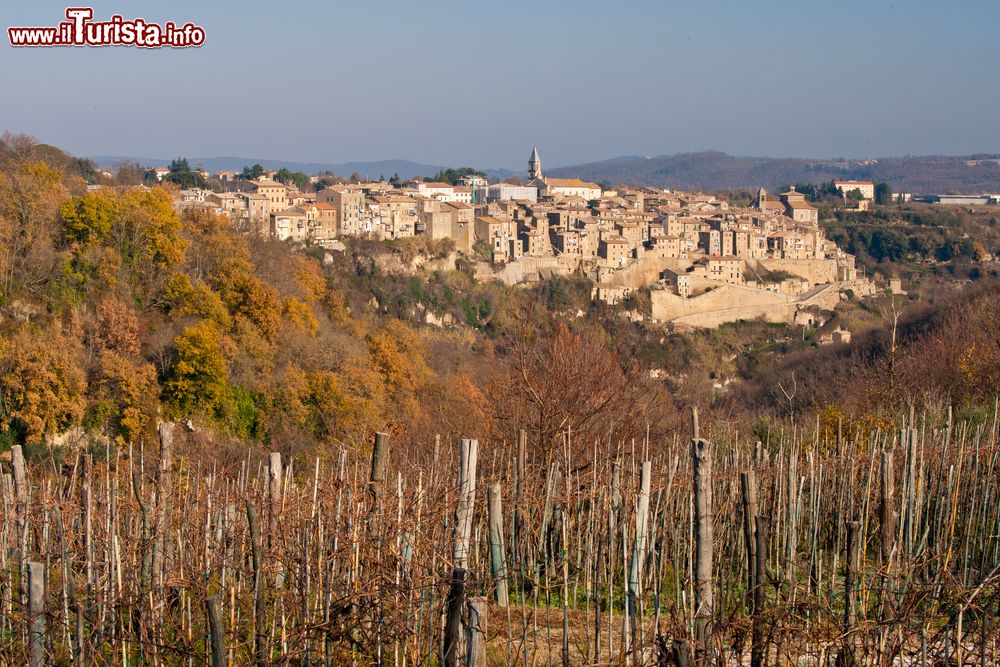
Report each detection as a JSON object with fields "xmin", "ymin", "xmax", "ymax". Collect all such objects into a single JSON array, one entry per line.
[
  {"xmin": 528, "ymin": 146, "xmax": 542, "ymax": 181},
  {"xmin": 756, "ymin": 187, "xmax": 767, "ymax": 211}
]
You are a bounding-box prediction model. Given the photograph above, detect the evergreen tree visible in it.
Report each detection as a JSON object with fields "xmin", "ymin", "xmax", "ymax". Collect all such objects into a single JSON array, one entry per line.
[
  {"xmin": 242, "ymin": 163, "xmax": 265, "ymax": 180},
  {"xmin": 164, "ymin": 157, "xmax": 206, "ymax": 189},
  {"xmin": 875, "ymin": 182, "xmax": 893, "ymax": 205}
]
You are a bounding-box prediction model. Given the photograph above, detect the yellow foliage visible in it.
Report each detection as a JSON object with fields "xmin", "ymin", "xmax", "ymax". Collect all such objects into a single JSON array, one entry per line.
[
  {"xmin": 0, "ymin": 326, "xmax": 87, "ymax": 441},
  {"xmin": 283, "ymin": 296, "xmax": 319, "ymax": 336},
  {"xmin": 322, "ymin": 289, "xmax": 362, "ymax": 334},
  {"xmin": 164, "ymin": 273, "xmax": 232, "ymax": 329},
  {"xmin": 0, "ymin": 160, "xmax": 68, "ymax": 296},
  {"xmin": 817, "ymin": 403, "xmax": 894, "ymax": 449},
  {"xmin": 56, "ymin": 186, "xmax": 186, "ymax": 306},
  {"xmin": 92, "ymin": 245, "xmax": 123, "ymax": 289},
  {"xmin": 959, "ymin": 341, "xmax": 999, "ymax": 391},
  {"xmin": 0, "ymin": 161, "xmax": 66, "ymax": 226},
  {"xmin": 182, "ymin": 207, "xmax": 230, "ymax": 237},
  {"xmin": 322, "ymin": 289, "xmax": 349, "ymax": 320},
  {"xmin": 117, "ymin": 187, "xmax": 187, "ymax": 270},
  {"xmin": 312, "ymin": 364, "xmax": 386, "ymax": 448},
  {"xmin": 164, "ymin": 320, "xmax": 233, "ymax": 417},
  {"xmin": 60, "ymin": 188, "xmax": 119, "ymax": 243},
  {"xmin": 231, "ymin": 315, "xmax": 273, "ymax": 358},
  {"xmin": 267, "ymin": 362, "xmax": 389, "ymax": 450},
  {"xmin": 212, "ymin": 259, "xmax": 282, "ymax": 340},
  {"xmin": 273, "ymin": 363, "xmax": 312, "ymax": 431}
]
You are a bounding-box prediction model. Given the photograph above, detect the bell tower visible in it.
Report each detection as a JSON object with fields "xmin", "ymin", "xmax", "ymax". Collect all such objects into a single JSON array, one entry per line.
[{"xmin": 528, "ymin": 146, "xmax": 542, "ymax": 181}]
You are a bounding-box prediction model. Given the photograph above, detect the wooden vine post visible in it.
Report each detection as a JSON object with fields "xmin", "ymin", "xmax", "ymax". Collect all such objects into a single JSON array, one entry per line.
[
  {"xmin": 466, "ymin": 596, "xmax": 488, "ymax": 666},
  {"xmin": 205, "ymin": 595, "xmax": 226, "ymax": 667},
  {"xmin": 740, "ymin": 470, "xmax": 758, "ymax": 613},
  {"xmin": 27, "ymin": 561, "xmax": 45, "ymax": 667},
  {"xmin": 246, "ymin": 500, "xmax": 266, "ymax": 666},
  {"xmin": 152, "ymin": 422, "xmax": 174, "ymax": 591},
  {"xmin": 691, "ymin": 434, "xmax": 714, "ymax": 662},
  {"xmin": 750, "ymin": 516, "xmax": 769, "ymax": 667},
  {"xmin": 839, "ymin": 520, "xmax": 861, "ymax": 667},
  {"xmin": 487, "ymin": 482, "xmax": 509, "ymax": 606},
  {"xmin": 444, "ymin": 438, "xmax": 478, "ymax": 667}
]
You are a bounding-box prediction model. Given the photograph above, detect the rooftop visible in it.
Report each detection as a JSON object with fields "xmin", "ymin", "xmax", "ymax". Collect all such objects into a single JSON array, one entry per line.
[{"xmin": 548, "ymin": 178, "xmax": 601, "ymax": 189}]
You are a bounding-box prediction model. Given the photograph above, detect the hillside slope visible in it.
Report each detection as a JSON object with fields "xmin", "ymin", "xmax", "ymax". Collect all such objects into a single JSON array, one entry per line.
[{"xmin": 724, "ymin": 280, "xmax": 1000, "ymax": 422}]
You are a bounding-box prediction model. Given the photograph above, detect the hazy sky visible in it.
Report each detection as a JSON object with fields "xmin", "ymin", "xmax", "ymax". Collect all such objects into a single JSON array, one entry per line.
[{"xmin": 2, "ymin": 0, "xmax": 999, "ymax": 169}]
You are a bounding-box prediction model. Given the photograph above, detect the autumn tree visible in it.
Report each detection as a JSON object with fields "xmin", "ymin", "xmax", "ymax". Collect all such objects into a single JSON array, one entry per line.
[
  {"xmin": 164, "ymin": 320, "xmax": 232, "ymax": 418},
  {"xmin": 88, "ymin": 351, "xmax": 158, "ymax": 445},
  {"xmin": 58, "ymin": 187, "xmax": 186, "ymax": 308},
  {"xmin": 213, "ymin": 266, "xmax": 282, "ymax": 341},
  {"xmin": 114, "ymin": 188, "xmax": 187, "ymax": 305},
  {"xmin": 291, "ymin": 255, "xmax": 327, "ymax": 303},
  {"xmin": 0, "ymin": 325, "xmax": 87, "ymax": 442},
  {"xmin": 178, "ymin": 209, "xmax": 281, "ymax": 341},
  {"xmin": 366, "ymin": 320, "xmax": 433, "ymax": 430},
  {"xmin": 283, "ymin": 296, "xmax": 319, "ymax": 335},
  {"xmin": 0, "ymin": 140, "xmax": 69, "ymax": 296},
  {"xmin": 60, "ymin": 188, "xmax": 119, "ymax": 244},
  {"xmin": 164, "ymin": 273, "xmax": 232, "ymax": 329},
  {"xmin": 94, "ymin": 295, "xmax": 141, "ymax": 356},
  {"xmin": 487, "ymin": 320, "xmax": 668, "ymax": 461},
  {"xmin": 313, "ymin": 368, "xmax": 382, "ymax": 447}
]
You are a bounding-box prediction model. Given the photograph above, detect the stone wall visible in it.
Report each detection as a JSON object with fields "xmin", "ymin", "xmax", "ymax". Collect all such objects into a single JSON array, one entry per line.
[
  {"xmin": 651, "ymin": 283, "xmax": 794, "ymax": 321},
  {"xmin": 651, "ymin": 282, "xmax": 843, "ymax": 328},
  {"xmin": 758, "ymin": 258, "xmax": 841, "ymax": 284},
  {"xmin": 599, "ymin": 256, "xmax": 692, "ymax": 289},
  {"xmin": 671, "ymin": 302, "xmax": 801, "ymax": 328},
  {"xmin": 492, "ymin": 255, "xmax": 580, "ymax": 285}
]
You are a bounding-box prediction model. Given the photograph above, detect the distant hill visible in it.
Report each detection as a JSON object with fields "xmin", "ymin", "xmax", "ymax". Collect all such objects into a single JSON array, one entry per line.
[
  {"xmin": 88, "ymin": 151, "xmax": 1000, "ymax": 193},
  {"xmin": 546, "ymin": 151, "xmax": 1000, "ymax": 195},
  {"xmin": 89, "ymin": 156, "xmax": 450, "ymax": 181},
  {"xmin": 89, "ymin": 155, "xmax": 519, "ymax": 183}
]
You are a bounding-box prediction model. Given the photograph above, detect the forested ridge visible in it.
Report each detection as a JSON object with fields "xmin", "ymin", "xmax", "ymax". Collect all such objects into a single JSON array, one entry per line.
[{"xmin": 547, "ymin": 151, "xmax": 1000, "ymax": 194}]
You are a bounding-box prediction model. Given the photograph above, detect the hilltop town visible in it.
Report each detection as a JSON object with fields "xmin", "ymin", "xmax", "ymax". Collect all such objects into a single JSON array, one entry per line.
[{"xmin": 167, "ymin": 148, "xmax": 877, "ymax": 328}]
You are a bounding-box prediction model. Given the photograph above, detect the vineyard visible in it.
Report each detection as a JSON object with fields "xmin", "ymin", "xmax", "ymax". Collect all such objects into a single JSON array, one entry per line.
[{"xmin": 0, "ymin": 408, "xmax": 997, "ymax": 666}]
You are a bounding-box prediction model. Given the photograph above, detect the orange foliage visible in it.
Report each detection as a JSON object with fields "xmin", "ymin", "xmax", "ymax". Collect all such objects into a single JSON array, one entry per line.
[
  {"xmin": 291, "ymin": 255, "xmax": 327, "ymax": 303},
  {"xmin": 91, "ymin": 351, "xmax": 159, "ymax": 445},
  {"xmin": 367, "ymin": 321, "xmax": 430, "ymax": 393},
  {"xmin": 95, "ymin": 295, "xmax": 141, "ymax": 356}
]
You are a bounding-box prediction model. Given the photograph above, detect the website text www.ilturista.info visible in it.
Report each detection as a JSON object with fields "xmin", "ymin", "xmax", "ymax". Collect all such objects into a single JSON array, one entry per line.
[{"xmin": 8, "ymin": 7, "xmax": 205, "ymax": 48}]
